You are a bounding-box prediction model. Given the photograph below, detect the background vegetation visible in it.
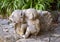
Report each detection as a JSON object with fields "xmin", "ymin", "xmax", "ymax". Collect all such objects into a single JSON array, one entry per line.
[{"xmin": 0, "ymin": 0, "xmax": 59, "ymax": 18}]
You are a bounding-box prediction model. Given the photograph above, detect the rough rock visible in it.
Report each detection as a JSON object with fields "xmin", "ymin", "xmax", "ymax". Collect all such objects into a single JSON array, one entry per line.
[
  {"xmin": 57, "ymin": 11, "xmax": 60, "ymax": 23},
  {"xmin": 50, "ymin": 37, "xmax": 60, "ymax": 42},
  {"xmin": 0, "ymin": 21, "xmax": 20, "ymax": 42},
  {"xmin": 16, "ymin": 38, "xmax": 49, "ymax": 42},
  {"xmin": 51, "ymin": 11, "xmax": 59, "ymax": 23},
  {"xmin": 0, "ymin": 19, "xmax": 10, "ymax": 25},
  {"xmin": 58, "ymin": 17, "xmax": 60, "ymax": 23},
  {"xmin": 49, "ymin": 23, "xmax": 60, "ymax": 42},
  {"xmin": 39, "ymin": 11, "xmax": 52, "ymax": 31},
  {"xmin": 0, "ymin": 11, "xmax": 60, "ymax": 42},
  {"xmin": 51, "ymin": 23, "xmax": 60, "ymax": 37}
]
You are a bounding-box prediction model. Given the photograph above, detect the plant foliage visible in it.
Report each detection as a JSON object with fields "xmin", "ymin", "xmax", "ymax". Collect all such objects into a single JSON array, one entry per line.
[{"xmin": 0, "ymin": 0, "xmax": 59, "ymax": 18}]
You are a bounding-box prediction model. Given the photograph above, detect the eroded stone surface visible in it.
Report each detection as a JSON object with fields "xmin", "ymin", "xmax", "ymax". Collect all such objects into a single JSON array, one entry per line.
[
  {"xmin": 49, "ymin": 23, "xmax": 60, "ymax": 42},
  {"xmin": 58, "ymin": 17, "xmax": 60, "ymax": 23},
  {"xmin": 51, "ymin": 23, "xmax": 60, "ymax": 37},
  {"xmin": 0, "ymin": 19, "xmax": 9, "ymax": 25},
  {"xmin": 0, "ymin": 19, "xmax": 20, "ymax": 42},
  {"xmin": 16, "ymin": 39, "xmax": 41, "ymax": 42},
  {"xmin": 50, "ymin": 37, "xmax": 60, "ymax": 42},
  {"xmin": 16, "ymin": 38, "xmax": 49, "ymax": 42},
  {"xmin": 0, "ymin": 17, "xmax": 60, "ymax": 42},
  {"xmin": 58, "ymin": 11, "xmax": 60, "ymax": 23}
]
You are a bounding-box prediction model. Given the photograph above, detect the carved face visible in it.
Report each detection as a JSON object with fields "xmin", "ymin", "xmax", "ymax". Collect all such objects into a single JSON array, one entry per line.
[
  {"xmin": 9, "ymin": 10, "xmax": 25, "ymax": 23},
  {"xmin": 25, "ymin": 8, "xmax": 38, "ymax": 20}
]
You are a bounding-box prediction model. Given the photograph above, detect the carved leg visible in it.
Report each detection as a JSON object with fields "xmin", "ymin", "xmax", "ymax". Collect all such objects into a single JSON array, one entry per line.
[
  {"xmin": 15, "ymin": 23, "xmax": 23, "ymax": 36},
  {"xmin": 22, "ymin": 27, "xmax": 31, "ymax": 38}
]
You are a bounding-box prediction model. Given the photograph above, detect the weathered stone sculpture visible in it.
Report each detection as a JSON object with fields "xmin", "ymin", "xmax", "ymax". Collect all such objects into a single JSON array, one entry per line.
[
  {"xmin": 9, "ymin": 10, "xmax": 27, "ymax": 36},
  {"xmin": 22, "ymin": 8, "xmax": 40, "ymax": 38},
  {"xmin": 37, "ymin": 10, "xmax": 53, "ymax": 31},
  {"xmin": 9, "ymin": 9, "xmax": 53, "ymax": 39}
]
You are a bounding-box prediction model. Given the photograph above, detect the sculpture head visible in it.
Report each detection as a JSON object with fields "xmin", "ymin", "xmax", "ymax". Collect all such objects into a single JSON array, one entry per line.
[
  {"xmin": 9, "ymin": 10, "xmax": 25, "ymax": 23},
  {"xmin": 25, "ymin": 8, "xmax": 39, "ymax": 20}
]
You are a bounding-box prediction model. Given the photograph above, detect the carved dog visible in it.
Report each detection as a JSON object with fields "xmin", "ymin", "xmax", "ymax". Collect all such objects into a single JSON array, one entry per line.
[
  {"xmin": 37, "ymin": 10, "xmax": 53, "ymax": 31},
  {"xmin": 22, "ymin": 8, "xmax": 40, "ymax": 38},
  {"xmin": 9, "ymin": 10, "xmax": 27, "ymax": 36}
]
